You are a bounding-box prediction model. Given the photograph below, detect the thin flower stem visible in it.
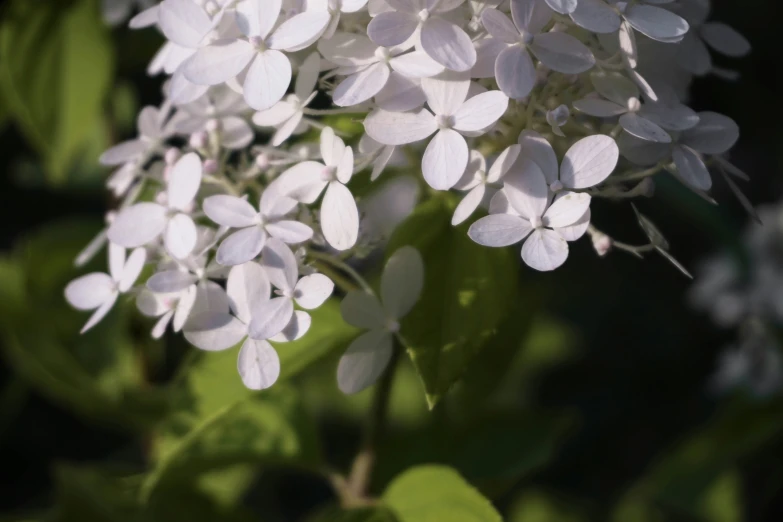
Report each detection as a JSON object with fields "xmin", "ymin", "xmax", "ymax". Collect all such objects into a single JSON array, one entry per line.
[
  {"xmin": 310, "ymin": 260, "xmax": 358, "ymax": 293},
  {"xmin": 346, "ymin": 344, "xmax": 400, "ymax": 503},
  {"xmin": 609, "ymin": 163, "xmax": 665, "ymax": 183},
  {"xmin": 308, "ymin": 250, "xmax": 375, "ymax": 295}
]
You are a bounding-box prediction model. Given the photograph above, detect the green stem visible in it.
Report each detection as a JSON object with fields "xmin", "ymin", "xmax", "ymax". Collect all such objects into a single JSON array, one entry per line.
[
  {"xmin": 346, "ymin": 346, "xmax": 400, "ymax": 503},
  {"xmin": 308, "ymin": 250, "xmax": 375, "ymax": 295}
]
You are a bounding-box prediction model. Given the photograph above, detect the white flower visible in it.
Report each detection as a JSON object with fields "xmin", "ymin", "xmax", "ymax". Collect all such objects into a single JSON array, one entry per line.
[
  {"xmin": 365, "ymin": 72, "xmax": 509, "ymax": 190},
  {"xmin": 99, "ymin": 105, "xmax": 176, "ymax": 166},
  {"xmin": 261, "ymin": 238, "xmax": 335, "ymax": 341},
  {"xmin": 307, "ymin": 0, "xmax": 370, "ymax": 39},
  {"xmin": 175, "ymin": 86, "xmax": 254, "ymax": 149},
  {"xmin": 337, "ymin": 246, "xmax": 424, "ymax": 394},
  {"xmin": 318, "ymin": 32, "xmax": 442, "ymax": 108},
  {"xmin": 273, "ymin": 127, "xmax": 360, "ymax": 251},
  {"xmin": 468, "ymin": 134, "xmax": 620, "ymax": 271},
  {"xmin": 65, "ymin": 243, "xmax": 147, "ymax": 333},
  {"xmin": 108, "ymin": 153, "xmax": 203, "ymax": 259},
  {"xmin": 570, "ymin": 0, "xmax": 689, "ymax": 43},
  {"xmin": 367, "ymin": 0, "xmax": 477, "ymax": 72},
  {"xmin": 480, "ymin": 1, "xmax": 595, "ymax": 99},
  {"xmin": 573, "ymin": 72, "xmax": 671, "ymax": 143},
  {"xmin": 182, "ymin": 0, "xmax": 330, "ymax": 111},
  {"xmin": 203, "ymin": 188, "xmax": 313, "ymax": 266},
  {"xmin": 451, "ymin": 144, "xmax": 520, "ymax": 226},
  {"xmin": 184, "ymin": 261, "xmax": 291, "ymax": 389},
  {"xmin": 546, "ymin": 104, "xmax": 569, "ymax": 137},
  {"xmin": 252, "ymin": 52, "xmax": 321, "ymax": 146}
]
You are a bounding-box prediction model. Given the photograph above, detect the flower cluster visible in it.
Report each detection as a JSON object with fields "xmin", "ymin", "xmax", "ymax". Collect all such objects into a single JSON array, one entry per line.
[
  {"xmin": 68, "ymin": 0, "xmax": 753, "ymax": 391},
  {"xmin": 690, "ymin": 203, "xmax": 783, "ymax": 397}
]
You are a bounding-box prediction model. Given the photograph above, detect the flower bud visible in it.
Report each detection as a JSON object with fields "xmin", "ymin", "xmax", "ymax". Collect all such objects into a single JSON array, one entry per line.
[
  {"xmin": 206, "ymin": 118, "xmax": 221, "ymax": 132},
  {"xmin": 255, "ymin": 153, "xmax": 270, "ymax": 170},
  {"xmin": 164, "ymin": 147, "xmax": 181, "ymax": 165},
  {"xmin": 203, "ymin": 158, "xmax": 219, "ymax": 174},
  {"xmin": 189, "ymin": 131, "xmax": 209, "ymax": 150},
  {"xmin": 592, "ymin": 232, "xmax": 612, "ymax": 257}
]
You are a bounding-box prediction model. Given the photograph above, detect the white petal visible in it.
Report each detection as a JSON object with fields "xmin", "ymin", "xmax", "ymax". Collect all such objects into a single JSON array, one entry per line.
[
  {"xmin": 337, "ymin": 330, "xmax": 394, "ymax": 394},
  {"xmin": 673, "ymin": 145, "xmax": 711, "ymax": 191},
  {"xmin": 572, "ymin": 98, "xmax": 627, "ymax": 117},
  {"xmin": 294, "ymin": 274, "xmax": 334, "ymax": 310},
  {"xmin": 270, "ymin": 310, "xmax": 312, "ymax": 342},
  {"xmin": 472, "ymin": 37, "xmax": 508, "ymax": 78},
  {"xmin": 261, "ymin": 237, "xmax": 298, "ymax": 292},
  {"xmin": 389, "ymin": 51, "xmax": 444, "ymax": 78},
  {"xmin": 108, "ymin": 203, "xmax": 167, "ymax": 248},
  {"xmin": 337, "ymin": 146, "xmax": 354, "ymax": 184},
  {"xmin": 559, "ymin": 135, "xmax": 619, "ymax": 189},
  {"xmin": 99, "ymin": 140, "xmax": 147, "ymax": 166},
  {"xmin": 700, "ymin": 22, "xmax": 750, "ymax": 57},
  {"xmin": 183, "ymin": 39, "xmax": 256, "ymax": 85},
  {"xmin": 184, "ymin": 311, "xmax": 247, "ymax": 351},
  {"xmin": 452, "ymin": 185, "xmax": 486, "ymax": 226},
  {"xmin": 367, "ymin": 12, "xmax": 419, "ymax": 47},
  {"xmin": 267, "ymin": 11, "xmax": 331, "ymax": 51},
  {"xmin": 243, "ymin": 50, "xmax": 291, "ymax": 111},
  {"xmin": 681, "ymin": 112, "xmax": 739, "ymax": 154},
  {"xmin": 158, "ymin": 0, "xmax": 211, "ymax": 48},
  {"xmin": 618, "ymin": 20, "xmax": 637, "ymax": 68},
  {"xmin": 676, "ymin": 33, "xmax": 712, "ymax": 76},
  {"xmin": 517, "ymin": 130, "xmax": 559, "ymax": 184},
  {"xmin": 420, "ymin": 18, "xmax": 477, "ymax": 72},
  {"xmin": 203, "ymin": 195, "xmax": 258, "ymax": 228},
  {"xmin": 81, "ymin": 293, "xmax": 118, "ymax": 333},
  {"xmin": 168, "ymin": 71, "xmax": 209, "ymax": 105},
  {"xmin": 420, "ymin": 73, "xmax": 470, "ymax": 116},
  {"xmin": 173, "ymin": 284, "xmax": 198, "ymax": 332},
  {"xmin": 165, "ymin": 214, "xmax": 198, "ymax": 259},
  {"xmin": 468, "ymin": 213, "xmax": 532, "ymax": 247},
  {"xmin": 530, "ymin": 32, "xmax": 595, "ymax": 74},
  {"xmin": 264, "ymin": 220, "xmax": 312, "ymax": 245},
  {"xmin": 137, "ymin": 290, "xmax": 171, "ymax": 317},
  {"xmin": 248, "ymin": 297, "xmax": 294, "ymax": 340},
  {"xmin": 364, "ymin": 108, "xmax": 437, "ymax": 146},
  {"xmin": 422, "ymin": 129, "xmax": 468, "ymax": 191},
  {"xmin": 190, "ymin": 280, "xmax": 231, "ymax": 319},
  {"xmin": 639, "ymin": 103, "xmax": 699, "ymax": 132},
  {"xmin": 216, "ymin": 227, "xmax": 266, "ymax": 266},
  {"xmin": 320, "ymin": 126, "xmax": 346, "ymax": 167},
  {"xmin": 381, "ymin": 246, "xmax": 424, "ymax": 319},
  {"xmin": 227, "ymin": 261, "xmax": 271, "ymax": 324},
  {"xmin": 318, "ymin": 32, "xmax": 378, "ymax": 66},
  {"xmin": 487, "ymin": 144, "xmax": 521, "ymax": 183},
  {"xmin": 543, "ymin": 192, "xmax": 591, "ymax": 228},
  {"xmin": 504, "ymin": 159, "xmax": 550, "ymax": 219},
  {"xmin": 341, "ymin": 291, "xmax": 385, "ymax": 329},
  {"xmin": 374, "ymin": 72, "xmax": 426, "ymax": 112},
  {"xmin": 108, "ymin": 242, "xmax": 125, "ymax": 282},
  {"xmin": 511, "ymin": 0, "xmax": 551, "ymax": 33},
  {"xmin": 556, "ymin": 207, "xmax": 590, "ymax": 241},
  {"xmin": 624, "ymin": 5, "xmax": 689, "ymax": 43},
  {"xmin": 619, "ymin": 113, "xmax": 671, "ymax": 143},
  {"xmin": 481, "ymin": 9, "xmax": 519, "ymax": 44},
  {"xmin": 545, "ymin": 0, "xmax": 577, "ymax": 15},
  {"xmin": 235, "ymin": 0, "xmax": 281, "ymax": 39},
  {"xmin": 495, "ymin": 45, "xmax": 536, "ymax": 99},
  {"xmin": 570, "ymin": 0, "xmax": 621, "ymax": 33},
  {"xmin": 221, "ymin": 117, "xmax": 255, "ymax": 149},
  {"xmin": 321, "ymin": 182, "xmax": 359, "ymax": 251},
  {"xmin": 147, "ymin": 270, "xmax": 198, "ymax": 293},
  {"xmin": 65, "ymin": 273, "xmax": 115, "ymax": 310},
  {"xmin": 252, "ymin": 101, "xmax": 297, "ymax": 126},
  {"xmin": 119, "ymin": 247, "xmax": 147, "ymax": 291},
  {"xmin": 167, "ymin": 152, "xmax": 202, "ymax": 210},
  {"xmin": 591, "ymin": 71, "xmax": 639, "ymax": 105},
  {"xmin": 237, "ymin": 339, "xmax": 280, "ymax": 389},
  {"xmin": 452, "ymin": 90, "xmax": 509, "ymax": 132},
  {"xmin": 521, "ymin": 229, "xmax": 569, "ymax": 271},
  {"xmin": 296, "ymin": 52, "xmax": 321, "ymax": 100},
  {"xmin": 334, "ymin": 63, "xmax": 391, "ymax": 107},
  {"xmin": 273, "ymin": 162, "xmax": 329, "ymax": 203}
]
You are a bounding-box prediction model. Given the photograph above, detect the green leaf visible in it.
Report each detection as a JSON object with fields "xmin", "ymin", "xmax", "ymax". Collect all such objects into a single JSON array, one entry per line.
[
  {"xmin": 52, "ymin": 465, "xmax": 140, "ymax": 522},
  {"xmin": 0, "ymin": 220, "xmax": 168, "ymax": 429},
  {"xmin": 144, "ymin": 385, "xmax": 321, "ymax": 501},
  {"xmin": 386, "ymin": 195, "xmax": 520, "ymax": 408},
  {"xmin": 0, "ymin": 0, "xmax": 114, "ymax": 184},
  {"xmin": 383, "ymin": 465, "xmax": 502, "ymax": 522}
]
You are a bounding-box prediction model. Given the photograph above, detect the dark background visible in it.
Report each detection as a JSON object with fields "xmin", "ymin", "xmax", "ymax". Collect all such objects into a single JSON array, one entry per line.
[{"xmin": 0, "ymin": 1, "xmax": 781, "ymax": 521}]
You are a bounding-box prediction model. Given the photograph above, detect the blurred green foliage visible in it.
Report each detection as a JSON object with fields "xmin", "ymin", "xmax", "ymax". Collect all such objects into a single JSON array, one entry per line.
[{"xmin": 0, "ymin": 0, "xmax": 782, "ymax": 521}]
